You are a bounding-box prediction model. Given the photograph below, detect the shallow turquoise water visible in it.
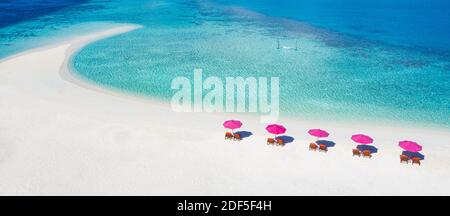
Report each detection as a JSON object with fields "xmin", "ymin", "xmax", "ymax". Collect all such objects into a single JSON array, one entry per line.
[{"xmin": 1, "ymin": 0, "xmax": 449, "ymax": 127}]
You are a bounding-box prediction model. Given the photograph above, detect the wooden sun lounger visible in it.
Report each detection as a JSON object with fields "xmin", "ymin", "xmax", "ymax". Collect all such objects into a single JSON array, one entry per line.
[
  {"xmin": 233, "ymin": 133, "xmax": 242, "ymax": 141},
  {"xmin": 225, "ymin": 132, "xmax": 233, "ymax": 140},
  {"xmin": 318, "ymin": 144, "xmax": 328, "ymax": 152},
  {"xmin": 309, "ymin": 143, "xmax": 318, "ymax": 151},
  {"xmin": 352, "ymin": 149, "xmax": 361, "ymax": 157},
  {"xmin": 276, "ymin": 138, "xmax": 285, "ymax": 146},
  {"xmin": 267, "ymin": 138, "xmax": 275, "ymax": 145},
  {"xmin": 412, "ymin": 157, "xmax": 421, "ymax": 166},
  {"xmin": 400, "ymin": 155, "xmax": 409, "ymax": 164},
  {"xmin": 362, "ymin": 150, "xmax": 372, "ymax": 158}
]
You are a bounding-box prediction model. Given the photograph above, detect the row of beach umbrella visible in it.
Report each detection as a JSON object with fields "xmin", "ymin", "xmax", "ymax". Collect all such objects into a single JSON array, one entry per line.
[{"xmin": 223, "ymin": 120, "xmax": 423, "ymax": 154}]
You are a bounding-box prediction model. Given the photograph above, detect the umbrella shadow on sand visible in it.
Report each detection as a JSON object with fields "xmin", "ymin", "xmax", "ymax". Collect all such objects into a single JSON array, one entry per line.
[
  {"xmin": 234, "ymin": 131, "xmax": 253, "ymax": 139},
  {"xmin": 357, "ymin": 145, "xmax": 378, "ymax": 154},
  {"xmin": 316, "ymin": 140, "xmax": 336, "ymax": 148},
  {"xmin": 276, "ymin": 135, "xmax": 295, "ymax": 144},
  {"xmin": 402, "ymin": 151, "xmax": 425, "ymax": 160}
]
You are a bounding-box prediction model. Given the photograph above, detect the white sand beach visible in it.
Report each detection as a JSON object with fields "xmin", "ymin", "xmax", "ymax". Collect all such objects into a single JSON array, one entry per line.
[{"xmin": 0, "ymin": 24, "xmax": 449, "ymax": 195}]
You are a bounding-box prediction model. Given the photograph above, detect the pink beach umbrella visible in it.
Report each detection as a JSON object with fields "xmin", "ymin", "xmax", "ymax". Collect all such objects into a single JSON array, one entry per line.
[
  {"xmin": 351, "ymin": 134, "xmax": 374, "ymax": 145},
  {"xmin": 308, "ymin": 129, "xmax": 329, "ymax": 140},
  {"xmin": 399, "ymin": 141, "xmax": 422, "ymax": 152},
  {"xmin": 223, "ymin": 120, "xmax": 242, "ymax": 133},
  {"xmin": 266, "ymin": 124, "xmax": 286, "ymax": 138}
]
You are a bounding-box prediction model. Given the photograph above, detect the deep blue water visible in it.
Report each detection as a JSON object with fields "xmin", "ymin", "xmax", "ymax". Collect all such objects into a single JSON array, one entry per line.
[
  {"xmin": 213, "ymin": 0, "xmax": 450, "ymax": 55},
  {"xmin": 1, "ymin": 0, "xmax": 450, "ymax": 57},
  {"xmin": 0, "ymin": 0, "xmax": 89, "ymax": 28}
]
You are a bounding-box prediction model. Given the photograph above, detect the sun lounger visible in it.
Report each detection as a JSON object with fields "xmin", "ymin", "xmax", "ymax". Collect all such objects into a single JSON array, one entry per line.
[
  {"xmin": 412, "ymin": 157, "xmax": 421, "ymax": 166},
  {"xmin": 233, "ymin": 133, "xmax": 241, "ymax": 141},
  {"xmin": 362, "ymin": 150, "xmax": 372, "ymax": 158},
  {"xmin": 309, "ymin": 143, "xmax": 318, "ymax": 151},
  {"xmin": 225, "ymin": 132, "xmax": 233, "ymax": 140},
  {"xmin": 319, "ymin": 144, "xmax": 328, "ymax": 152},
  {"xmin": 400, "ymin": 155, "xmax": 409, "ymax": 164},
  {"xmin": 352, "ymin": 149, "xmax": 361, "ymax": 157},
  {"xmin": 267, "ymin": 138, "xmax": 275, "ymax": 145},
  {"xmin": 276, "ymin": 138, "xmax": 285, "ymax": 146}
]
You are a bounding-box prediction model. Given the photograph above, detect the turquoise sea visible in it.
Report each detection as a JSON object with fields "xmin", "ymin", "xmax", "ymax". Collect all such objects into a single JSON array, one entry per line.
[{"xmin": 0, "ymin": 0, "xmax": 449, "ymax": 127}]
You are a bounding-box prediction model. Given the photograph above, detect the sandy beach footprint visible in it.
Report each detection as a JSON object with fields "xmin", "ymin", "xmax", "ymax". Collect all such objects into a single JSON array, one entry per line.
[{"xmin": 99, "ymin": 124, "xmax": 139, "ymax": 146}]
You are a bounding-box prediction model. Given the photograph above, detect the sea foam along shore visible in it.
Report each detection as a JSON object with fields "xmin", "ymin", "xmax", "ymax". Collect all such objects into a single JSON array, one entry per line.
[{"xmin": 0, "ymin": 24, "xmax": 449, "ymax": 195}]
